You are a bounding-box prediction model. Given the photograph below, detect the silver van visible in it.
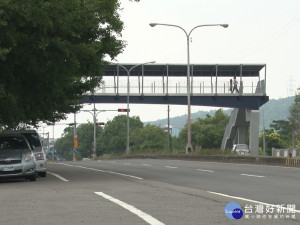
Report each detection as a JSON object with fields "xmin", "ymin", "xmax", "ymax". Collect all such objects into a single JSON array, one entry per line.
[
  {"xmin": 0, "ymin": 133, "xmax": 36, "ymax": 181},
  {"xmin": 3, "ymin": 130, "xmax": 47, "ymax": 177}
]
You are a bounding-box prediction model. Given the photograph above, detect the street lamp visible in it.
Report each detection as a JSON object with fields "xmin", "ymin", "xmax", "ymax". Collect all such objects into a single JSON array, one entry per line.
[
  {"xmin": 149, "ymin": 23, "xmax": 228, "ymax": 154},
  {"xmin": 111, "ymin": 61, "xmax": 155, "ymax": 155}
]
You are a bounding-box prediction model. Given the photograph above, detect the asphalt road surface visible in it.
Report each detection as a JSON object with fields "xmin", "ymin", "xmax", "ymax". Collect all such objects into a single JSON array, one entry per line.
[{"xmin": 0, "ymin": 158, "xmax": 299, "ymax": 225}]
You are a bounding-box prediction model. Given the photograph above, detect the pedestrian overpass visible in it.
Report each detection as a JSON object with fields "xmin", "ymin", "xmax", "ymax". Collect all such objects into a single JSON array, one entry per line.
[{"xmin": 80, "ymin": 64, "xmax": 269, "ymax": 154}]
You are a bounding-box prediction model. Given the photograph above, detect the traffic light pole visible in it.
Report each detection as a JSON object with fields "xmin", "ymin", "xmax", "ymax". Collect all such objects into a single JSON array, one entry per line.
[{"xmin": 80, "ymin": 108, "xmax": 119, "ymax": 160}]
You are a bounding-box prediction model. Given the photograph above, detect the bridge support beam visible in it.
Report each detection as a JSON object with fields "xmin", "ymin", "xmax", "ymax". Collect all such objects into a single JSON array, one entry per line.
[
  {"xmin": 221, "ymin": 109, "xmax": 260, "ymax": 155},
  {"xmin": 247, "ymin": 110, "xmax": 260, "ymax": 155}
]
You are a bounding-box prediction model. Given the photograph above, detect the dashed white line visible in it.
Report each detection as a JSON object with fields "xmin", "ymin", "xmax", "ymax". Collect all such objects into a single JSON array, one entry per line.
[
  {"xmin": 240, "ymin": 173, "xmax": 265, "ymax": 178},
  {"xmin": 196, "ymin": 169, "xmax": 214, "ymax": 173},
  {"xmin": 95, "ymin": 192, "xmax": 165, "ymax": 225},
  {"xmin": 48, "ymin": 172, "xmax": 69, "ymax": 182},
  {"xmin": 124, "ymin": 162, "xmax": 132, "ymax": 165},
  {"xmin": 165, "ymin": 166, "xmax": 178, "ymax": 169},
  {"xmin": 207, "ymin": 191, "xmax": 300, "ymax": 213},
  {"xmin": 142, "ymin": 164, "xmax": 152, "ymax": 167}
]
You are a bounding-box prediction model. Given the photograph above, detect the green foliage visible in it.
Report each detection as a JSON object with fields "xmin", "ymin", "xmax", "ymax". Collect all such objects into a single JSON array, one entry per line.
[
  {"xmin": 178, "ymin": 109, "xmax": 229, "ymax": 149},
  {"xmin": 131, "ymin": 124, "xmax": 168, "ymax": 153},
  {"xmin": 269, "ymin": 120, "xmax": 291, "ymax": 146},
  {"xmin": 54, "ymin": 123, "xmax": 102, "ymax": 160},
  {"xmin": 99, "ymin": 115, "xmax": 143, "ymax": 154},
  {"xmin": 54, "ymin": 127, "xmax": 74, "ymax": 160},
  {"xmin": 289, "ymin": 88, "xmax": 300, "ymax": 147},
  {"xmin": 259, "ymin": 129, "xmax": 286, "ymax": 155},
  {"xmin": 0, "ymin": 0, "xmax": 124, "ymax": 128}
]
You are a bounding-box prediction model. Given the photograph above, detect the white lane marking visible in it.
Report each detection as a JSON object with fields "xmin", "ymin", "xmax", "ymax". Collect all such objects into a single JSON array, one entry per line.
[
  {"xmin": 76, "ymin": 165, "xmax": 143, "ymax": 180},
  {"xmin": 95, "ymin": 192, "xmax": 165, "ymax": 225},
  {"xmin": 48, "ymin": 172, "xmax": 69, "ymax": 182},
  {"xmin": 208, "ymin": 191, "xmax": 300, "ymax": 213},
  {"xmin": 142, "ymin": 164, "xmax": 152, "ymax": 167},
  {"xmin": 240, "ymin": 173, "xmax": 265, "ymax": 178},
  {"xmin": 124, "ymin": 163, "xmax": 132, "ymax": 165},
  {"xmin": 165, "ymin": 166, "xmax": 178, "ymax": 169},
  {"xmin": 196, "ymin": 169, "xmax": 214, "ymax": 173},
  {"xmin": 52, "ymin": 163, "xmax": 143, "ymax": 180}
]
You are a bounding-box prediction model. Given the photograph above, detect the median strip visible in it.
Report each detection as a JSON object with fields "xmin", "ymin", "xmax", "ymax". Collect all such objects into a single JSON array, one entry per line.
[{"xmin": 95, "ymin": 192, "xmax": 165, "ymax": 225}]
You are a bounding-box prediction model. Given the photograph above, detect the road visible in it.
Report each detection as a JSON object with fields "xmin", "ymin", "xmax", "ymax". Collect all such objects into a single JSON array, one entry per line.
[{"xmin": 0, "ymin": 158, "xmax": 299, "ymax": 225}]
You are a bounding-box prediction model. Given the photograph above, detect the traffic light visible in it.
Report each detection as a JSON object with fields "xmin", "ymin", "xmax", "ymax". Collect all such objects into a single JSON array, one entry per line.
[
  {"xmin": 118, "ymin": 108, "xmax": 130, "ymax": 112},
  {"xmin": 96, "ymin": 122, "xmax": 105, "ymax": 126}
]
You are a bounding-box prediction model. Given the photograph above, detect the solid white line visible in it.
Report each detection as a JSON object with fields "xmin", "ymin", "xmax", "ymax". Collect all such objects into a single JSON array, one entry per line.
[
  {"xmin": 95, "ymin": 192, "xmax": 165, "ymax": 225},
  {"xmin": 48, "ymin": 172, "xmax": 69, "ymax": 182},
  {"xmin": 165, "ymin": 166, "xmax": 178, "ymax": 169},
  {"xmin": 196, "ymin": 169, "xmax": 214, "ymax": 173},
  {"xmin": 240, "ymin": 173, "xmax": 265, "ymax": 178},
  {"xmin": 75, "ymin": 165, "xmax": 143, "ymax": 180},
  {"xmin": 207, "ymin": 191, "xmax": 300, "ymax": 213},
  {"xmin": 51, "ymin": 162, "xmax": 143, "ymax": 180},
  {"xmin": 142, "ymin": 164, "xmax": 152, "ymax": 167}
]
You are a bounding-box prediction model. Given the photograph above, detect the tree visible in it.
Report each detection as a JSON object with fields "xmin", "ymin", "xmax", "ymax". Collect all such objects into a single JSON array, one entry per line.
[
  {"xmin": 178, "ymin": 109, "xmax": 229, "ymax": 149},
  {"xmin": 289, "ymin": 88, "xmax": 300, "ymax": 148},
  {"xmin": 77, "ymin": 123, "xmax": 103, "ymax": 158},
  {"xmin": 0, "ymin": 0, "xmax": 124, "ymax": 128},
  {"xmin": 259, "ymin": 129, "xmax": 286, "ymax": 155},
  {"xmin": 131, "ymin": 124, "xmax": 168, "ymax": 153},
  {"xmin": 54, "ymin": 123, "xmax": 103, "ymax": 160},
  {"xmin": 98, "ymin": 115, "xmax": 143, "ymax": 154},
  {"xmin": 54, "ymin": 126, "xmax": 74, "ymax": 160},
  {"xmin": 269, "ymin": 120, "xmax": 291, "ymax": 146}
]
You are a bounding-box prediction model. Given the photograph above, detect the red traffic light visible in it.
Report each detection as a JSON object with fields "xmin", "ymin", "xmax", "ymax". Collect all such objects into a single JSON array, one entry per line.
[
  {"xmin": 118, "ymin": 109, "xmax": 130, "ymax": 112},
  {"xmin": 96, "ymin": 122, "xmax": 105, "ymax": 126}
]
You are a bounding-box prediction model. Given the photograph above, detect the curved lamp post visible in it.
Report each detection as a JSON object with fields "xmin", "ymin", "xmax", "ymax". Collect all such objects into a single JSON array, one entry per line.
[
  {"xmin": 149, "ymin": 23, "xmax": 228, "ymax": 154},
  {"xmin": 111, "ymin": 61, "xmax": 155, "ymax": 155}
]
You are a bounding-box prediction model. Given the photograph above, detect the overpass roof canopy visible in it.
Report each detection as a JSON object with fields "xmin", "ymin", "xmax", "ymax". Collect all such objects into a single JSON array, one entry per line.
[{"xmin": 104, "ymin": 64, "xmax": 266, "ymax": 77}]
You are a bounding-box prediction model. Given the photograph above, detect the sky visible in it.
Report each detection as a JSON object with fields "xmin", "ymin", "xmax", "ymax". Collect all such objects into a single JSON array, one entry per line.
[{"xmin": 41, "ymin": 0, "xmax": 300, "ymax": 139}]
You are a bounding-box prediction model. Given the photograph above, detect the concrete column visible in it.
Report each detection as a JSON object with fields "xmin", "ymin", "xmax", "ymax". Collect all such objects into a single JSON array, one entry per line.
[
  {"xmin": 237, "ymin": 126, "xmax": 247, "ymax": 144},
  {"xmin": 247, "ymin": 110, "xmax": 259, "ymax": 155}
]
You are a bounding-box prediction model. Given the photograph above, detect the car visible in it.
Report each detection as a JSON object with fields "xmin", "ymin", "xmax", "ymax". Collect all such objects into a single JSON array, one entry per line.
[
  {"xmin": 3, "ymin": 130, "xmax": 47, "ymax": 177},
  {"xmin": 232, "ymin": 144, "xmax": 251, "ymax": 155},
  {"xmin": 0, "ymin": 133, "xmax": 36, "ymax": 181}
]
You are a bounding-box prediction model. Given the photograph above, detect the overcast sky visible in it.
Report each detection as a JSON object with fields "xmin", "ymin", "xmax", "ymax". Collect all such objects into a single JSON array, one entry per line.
[{"xmin": 43, "ymin": 0, "xmax": 300, "ymax": 138}]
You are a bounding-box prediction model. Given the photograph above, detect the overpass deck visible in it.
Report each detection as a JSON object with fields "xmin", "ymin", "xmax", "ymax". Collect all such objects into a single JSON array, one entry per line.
[{"xmin": 80, "ymin": 64, "xmax": 268, "ymax": 110}]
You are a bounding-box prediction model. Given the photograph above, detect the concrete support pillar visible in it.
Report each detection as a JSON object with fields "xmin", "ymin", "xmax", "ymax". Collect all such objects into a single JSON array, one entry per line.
[
  {"xmin": 237, "ymin": 126, "xmax": 247, "ymax": 144},
  {"xmin": 247, "ymin": 110, "xmax": 259, "ymax": 155}
]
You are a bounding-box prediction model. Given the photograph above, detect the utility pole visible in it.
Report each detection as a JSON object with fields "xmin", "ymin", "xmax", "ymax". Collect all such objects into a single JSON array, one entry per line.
[
  {"xmin": 93, "ymin": 102, "xmax": 97, "ymax": 160},
  {"xmin": 73, "ymin": 113, "xmax": 77, "ymax": 161}
]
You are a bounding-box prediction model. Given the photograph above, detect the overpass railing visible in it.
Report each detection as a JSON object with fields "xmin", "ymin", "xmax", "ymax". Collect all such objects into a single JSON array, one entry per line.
[{"xmin": 94, "ymin": 77, "xmax": 265, "ymax": 95}]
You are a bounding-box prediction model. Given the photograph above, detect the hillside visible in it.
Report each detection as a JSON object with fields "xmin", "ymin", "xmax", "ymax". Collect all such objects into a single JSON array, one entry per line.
[{"xmin": 144, "ymin": 96, "xmax": 295, "ymax": 136}]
